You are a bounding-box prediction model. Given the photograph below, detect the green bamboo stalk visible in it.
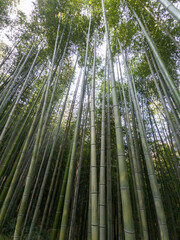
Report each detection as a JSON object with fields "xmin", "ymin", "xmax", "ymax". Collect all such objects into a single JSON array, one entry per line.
[
  {"xmin": 106, "ymin": 55, "xmax": 113, "ymax": 240},
  {"xmin": 87, "ymin": 180, "xmax": 92, "ymax": 240},
  {"xmin": 116, "ymin": 56, "xmax": 141, "ymax": 238},
  {"xmin": 0, "ymin": 44, "xmax": 31, "ymax": 103},
  {"xmin": 0, "ymin": 85, "xmax": 45, "ymax": 229},
  {"xmin": 131, "ymin": 7, "xmax": 180, "ymax": 108},
  {"xmin": 49, "ymin": 142, "xmax": 72, "ymax": 240},
  {"xmin": 90, "ymin": 32, "xmax": 98, "ymax": 240},
  {"xmin": 33, "ymin": 23, "xmax": 72, "ymax": 170},
  {"xmin": 0, "ymin": 79, "xmax": 46, "ymax": 182},
  {"xmin": 68, "ymin": 100, "xmax": 89, "ymax": 240},
  {"xmin": 0, "ymin": 42, "xmax": 36, "ymax": 113},
  {"xmin": 0, "ymin": 40, "xmax": 21, "ymax": 69},
  {"xmin": 145, "ymin": 49, "xmax": 180, "ymax": 155},
  {"xmin": 148, "ymin": 105, "xmax": 178, "ymax": 240},
  {"xmin": 119, "ymin": 62, "xmax": 149, "ymax": 239},
  {"xmin": 101, "ymin": 1, "xmax": 135, "ymax": 239},
  {"xmin": 0, "ymin": 42, "xmax": 43, "ymax": 145},
  {"xmin": 116, "ymin": 160, "xmax": 123, "ymax": 240},
  {"xmin": 4, "ymin": 137, "xmax": 36, "ymax": 222},
  {"xmin": 99, "ymin": 50, "xmax": 106, "ymax": 240},
  {"xmin": 144, "ymin": 6, "xmax": 180, "ymax": 49},
  {"xmin": 149, "ymin": 51, "xmax": 180, "ymax": 135},
  {"xmin": 13, "ymin": 19, "xmax": 62, "ymax": 239},
  {"xmin": 158, "ymin": 0, "xmax": 180, "ymax": 22},
  {"xmin": 38, "ymin": 67, "xmax": 81, "ymax": 239},
  {"xmin": 121, "ymin": 46, "xmax": 169, "ymax": 239},
  {"xmin": 21, "ymin": 128, "xmax": 53, "ymax": 239},
  {"xmin": 58, "ymin": 15, "xmax": 91, "ymax": 240},
  {"xmin": 152, "ymin": 112, "xmax": 180, "ymax": 181},
  {"xmin": 27, "ymin": 74, "xmax": 72, "ymax": 240}
]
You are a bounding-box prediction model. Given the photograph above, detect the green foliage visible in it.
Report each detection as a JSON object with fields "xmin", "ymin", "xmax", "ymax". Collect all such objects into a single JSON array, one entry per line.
[
  {"xmin": 0, "ymin": 234, "xmax": 9, "ymax": 240},
  {"xmin": 0, "ymin": 0, "xmax": 18, "ymax": 27}
]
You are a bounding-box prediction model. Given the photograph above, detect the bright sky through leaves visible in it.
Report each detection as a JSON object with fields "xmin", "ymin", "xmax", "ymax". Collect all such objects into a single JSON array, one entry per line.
[{"xmin": 18, "ymin": 0, "xmax": 34, "ymax": 17}]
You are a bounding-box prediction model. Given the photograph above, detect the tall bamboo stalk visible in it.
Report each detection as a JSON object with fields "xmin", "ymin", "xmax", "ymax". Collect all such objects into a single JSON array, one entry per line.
[
  {"xmin": 68, "ymin": 100, "xmax": 89, "ymax": 240},
  {"xmin": 38, "ymin": 64, "xmax": 81, "ymax": 240},
  {"xmin": 101, "ymin": 0, "xmax": 135, "ymax": 239},
  {"xmin": 90, "ymin": 32, "xmax": 98, "ymax": 240},
  {"xmin": 118, "ymin": 57, "xmax": 149, "ymax": 239},
  {"xmin": 28, "ymin": 79, "xmax": 72, "ymax": 240},
  {"xmin": 106, "ymin": 55, "xmax": 113, "ymax": 240},
  {"xmin": 0, "ymin": 84, "xmax": 46, "ymax": 229},
  {"xmin": 99, "ymin": 49, "xmax": 106, "ymax": 240},
  {"xmin": 58, "ymin": 15, "xmax": 91, "ymax": 240},
  {"xmin": 49, "ymin": 142, "xmax": 73, "ymax": 240},
  {"xmin": 13, "ymin": 18, "xmax": 62, "ymax": 239},
  {"xmin": 120, "ymin": 43, "xmax": 169, "ymax": 239}
]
